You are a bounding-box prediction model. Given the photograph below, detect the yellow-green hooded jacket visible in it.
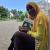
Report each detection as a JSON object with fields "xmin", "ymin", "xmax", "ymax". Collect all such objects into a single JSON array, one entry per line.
[{"xmin": 27, "ymin": 2, "xmax": 49, "ymax": 50}]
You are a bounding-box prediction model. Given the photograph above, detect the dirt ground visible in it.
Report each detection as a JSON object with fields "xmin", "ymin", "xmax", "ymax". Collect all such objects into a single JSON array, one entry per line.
[
  {"xmin": 0, "ymin": 20, "xmax": 50, "ymax": 50},
  {"xmin": 0, "ymin": 20, "xmax": 22, "ymax": 50}
]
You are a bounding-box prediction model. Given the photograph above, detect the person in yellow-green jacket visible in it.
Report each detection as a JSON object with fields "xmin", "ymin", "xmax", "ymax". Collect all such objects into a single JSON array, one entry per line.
[{"xmin": 26, "ymin": 2, "xmax": 49, "ymax": 50}]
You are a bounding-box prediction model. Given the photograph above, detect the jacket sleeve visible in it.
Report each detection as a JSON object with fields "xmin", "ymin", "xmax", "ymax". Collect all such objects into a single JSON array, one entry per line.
[
  {"xmin": 8, "ymin": 41, "xmax": 14, "ymax": 50},
  {"xmin": 8, "ymin": 31, "xmax": 18, "ymax": 50},
  {"xmin": 27, "ymin": 16, "xmax": 46, "ymax": 40},
  {"xmin": 8, "ymin": 32, "xmax": 16, "ymax": 50}
]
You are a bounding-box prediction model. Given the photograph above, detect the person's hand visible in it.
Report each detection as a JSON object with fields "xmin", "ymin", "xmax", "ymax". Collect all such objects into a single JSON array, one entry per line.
[{"xmin": 19, "ymin": 26, "xmax": 23, "ymax": 31}]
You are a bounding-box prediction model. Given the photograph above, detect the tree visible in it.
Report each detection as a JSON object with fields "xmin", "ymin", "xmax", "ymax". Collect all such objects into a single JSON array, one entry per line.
[
  {"xmin": 10, "ymin": 9, "xmax": 26, "ymax": 21},
  {"xmin": 17, "ymin": 10, "xmax": 23, "ymax": 15},
  {"xmin": 0, "ymin": 6, "xmax": 9, "ymax": 18},
  {"xmin": 11, "ymin": 9, "xmax": 18, "ymax": 19},
  {"xmin": 19, "ymin": 11, "xmax": 26, "ymax": 21}
]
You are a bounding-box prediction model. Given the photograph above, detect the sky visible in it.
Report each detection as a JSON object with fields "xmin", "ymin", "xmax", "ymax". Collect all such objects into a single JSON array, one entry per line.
[
  {"xmin": 0, "ymin": 0, "xmax": 49, "ymax": 11},
  {"xmin": 48, "ymin": 0, "xmax": 50, "ymax": 3}
]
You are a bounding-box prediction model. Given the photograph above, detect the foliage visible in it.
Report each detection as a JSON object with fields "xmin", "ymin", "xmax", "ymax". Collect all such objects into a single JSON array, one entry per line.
[
  {"xmin": 0, "ymin": 6, "xmax": 9, "ymax": 18},
  {"xmin": 0, "ymin": 6, "xmax": 27, "ymax": 21}
]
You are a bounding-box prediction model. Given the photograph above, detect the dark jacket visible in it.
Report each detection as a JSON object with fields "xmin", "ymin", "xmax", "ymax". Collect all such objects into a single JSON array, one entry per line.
[{"xmin": 8, "ymin": 31, "xmax": 35, "ymax": 50}]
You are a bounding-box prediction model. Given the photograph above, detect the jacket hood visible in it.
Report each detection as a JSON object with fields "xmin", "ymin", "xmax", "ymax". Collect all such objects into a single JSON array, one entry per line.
[{"xmin": 26, "ymin": 2, "xmax": 39, "ymax": 15}]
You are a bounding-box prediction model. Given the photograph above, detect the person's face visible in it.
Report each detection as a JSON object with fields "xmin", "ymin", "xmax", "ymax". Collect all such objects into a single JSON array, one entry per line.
[{"xmin": 27, "ymin": 5, "xmax": 37, "ymax": 20}]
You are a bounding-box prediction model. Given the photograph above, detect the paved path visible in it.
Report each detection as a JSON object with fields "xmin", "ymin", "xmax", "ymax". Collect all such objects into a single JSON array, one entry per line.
[
  {"xmin": 0, "ymin": 20, "xmax": 50, "ymax": 50},
  {"xmin": 0, "ymin": 20, "xmax": 22, "ymax": 50}
]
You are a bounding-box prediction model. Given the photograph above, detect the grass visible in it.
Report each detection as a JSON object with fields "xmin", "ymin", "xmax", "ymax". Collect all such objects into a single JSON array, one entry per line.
[
  {"xmin": 0, "ymin": 16, "xmax": 24, "ymax": 22},
  {"xmin": 0, "ymin": 17, "xmax": 10, "ymax": 21}
]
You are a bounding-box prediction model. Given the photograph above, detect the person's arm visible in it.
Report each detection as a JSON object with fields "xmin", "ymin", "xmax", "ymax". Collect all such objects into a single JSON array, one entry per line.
[
  {"xmin": 8, "ymin": 41, "xmax": 14, "ymax": 50},
  {"xmin": 27, "ymin": 17, "xmax": 45, "ymax": 40},
  {"xmin": 8, "ymin": 32, "xmax": 17, "ymax": 50},
  {"xmin": 27, "ymin": 24, "xmax": 45, "ymax": 40}
]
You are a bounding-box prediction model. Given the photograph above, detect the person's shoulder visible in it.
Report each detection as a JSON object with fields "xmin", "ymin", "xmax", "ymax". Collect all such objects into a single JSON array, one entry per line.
[{"xmin": 37, "ymin": 11, "xmax": 47, "ymax": 19}]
